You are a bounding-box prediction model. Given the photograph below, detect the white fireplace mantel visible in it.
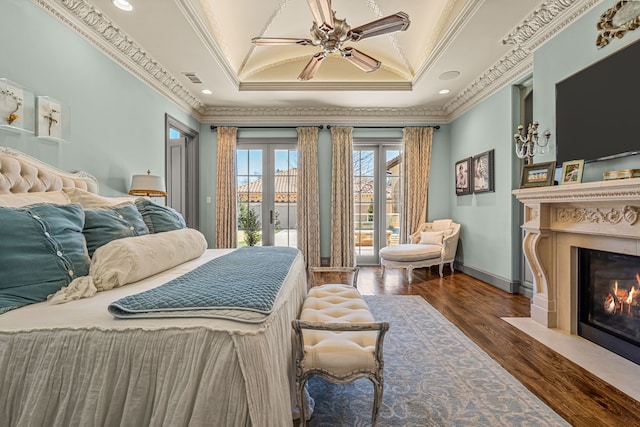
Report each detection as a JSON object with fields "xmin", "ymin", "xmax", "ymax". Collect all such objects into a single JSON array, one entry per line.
[{"xmin": 513, "ymin": 178, "xmax": 640, "ymax": 332}]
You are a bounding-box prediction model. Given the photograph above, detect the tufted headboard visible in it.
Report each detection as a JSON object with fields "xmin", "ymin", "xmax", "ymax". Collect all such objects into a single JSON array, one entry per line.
[{"xmin": 0, "ymin": 146, "xmax": 98, "ymax": 194}]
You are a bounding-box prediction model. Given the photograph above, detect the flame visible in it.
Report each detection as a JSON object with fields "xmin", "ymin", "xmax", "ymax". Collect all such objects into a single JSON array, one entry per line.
[
  {"xmin": 637, "ymin": 273, "xmax": 640, "ymax": 286},
  {"xmin": 627, "ymin": 286, "xmax": 638, "ymax": 304},
  {"xmin": 605, "ymin": 293, "xmax": 615, "ymax": 313}
]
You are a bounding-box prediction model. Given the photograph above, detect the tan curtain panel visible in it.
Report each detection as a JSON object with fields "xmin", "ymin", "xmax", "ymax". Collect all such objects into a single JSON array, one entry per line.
[
  {"xmin": 215, "ymin": 126, "xmax": 238, "ymax": 248},
  {"xmin": 401, "ymin": 127, "xmax": 433, "ymax": 243},
  {"xmin": 296, "ymin": 126, "xmax": 321, "ymax": 268},
  {"xmin": 330, "ymin": 127, "xmax": 354, "ymax": 267}
]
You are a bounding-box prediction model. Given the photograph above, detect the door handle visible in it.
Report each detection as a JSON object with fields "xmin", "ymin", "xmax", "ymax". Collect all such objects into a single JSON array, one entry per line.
[{"xmin": 270, "ymin": 210, "xmax": 274, "ymax": 224}]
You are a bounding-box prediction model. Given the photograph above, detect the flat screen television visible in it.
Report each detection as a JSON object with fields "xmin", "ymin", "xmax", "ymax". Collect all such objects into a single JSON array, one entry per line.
[{"xmin": 555, "ymin": 39, "xmax": 640, "ymax": 164}]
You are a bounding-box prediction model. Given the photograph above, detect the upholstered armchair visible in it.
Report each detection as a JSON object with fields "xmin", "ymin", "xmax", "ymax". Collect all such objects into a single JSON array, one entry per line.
[{"xmin": 379, "ymin": 219, "xmax": 461, "ymax": 283}]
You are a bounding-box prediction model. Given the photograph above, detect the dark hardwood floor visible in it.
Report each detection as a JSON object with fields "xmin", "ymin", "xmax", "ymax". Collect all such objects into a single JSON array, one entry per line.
[{"xmin": 354, "ymin": 266, "xmax": 640, "ymax": 427}]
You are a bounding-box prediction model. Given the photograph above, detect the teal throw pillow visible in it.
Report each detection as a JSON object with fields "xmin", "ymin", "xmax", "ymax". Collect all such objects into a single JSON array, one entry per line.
[
  {"xmin": 83, "ymin": 202, "xmax": 149, "ymax": 256},
  {"xmin": 135, "ymin": 198, "xmax": 187, "ymax": 233},
  {"xmin": 0, "ymin": 203, "xmax": 90, "ymax": 314}
]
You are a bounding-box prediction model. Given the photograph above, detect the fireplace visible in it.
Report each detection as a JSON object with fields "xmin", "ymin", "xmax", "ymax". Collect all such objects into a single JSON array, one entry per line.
[{"xmin": 578, "ymin": 248, "xmax": 640, "ymax": 365}]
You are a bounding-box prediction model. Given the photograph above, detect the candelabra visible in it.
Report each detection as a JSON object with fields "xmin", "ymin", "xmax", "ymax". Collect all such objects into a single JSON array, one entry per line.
[{"xmin": 513, "ymin": 121, "xmax": 551, "ymax": 165}]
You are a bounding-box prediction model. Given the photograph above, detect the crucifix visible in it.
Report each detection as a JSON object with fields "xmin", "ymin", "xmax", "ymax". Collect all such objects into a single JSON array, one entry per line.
[{"xmin": 43, "ymin": 109, "xmax": 59, "ymax": 136}]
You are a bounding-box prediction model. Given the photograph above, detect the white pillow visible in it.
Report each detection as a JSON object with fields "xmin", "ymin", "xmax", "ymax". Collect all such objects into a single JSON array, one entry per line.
[
  {"xmin": 0, "ymin": 190, "xmax": 70, "ymax": 207},
  {"xmin": 62, "ymin": 187, "xmax": 135, "ymax": 208},
  {"xmin": 50, "ymin": 228, "xmax": 207, "ymax": 303},
  {"xmin": 432, "ymin": 219, "xmax": 453, "ymax": 231},
  {"xmin": 419, "ymin": 231, "xmax": 444, "ymax": 245}
]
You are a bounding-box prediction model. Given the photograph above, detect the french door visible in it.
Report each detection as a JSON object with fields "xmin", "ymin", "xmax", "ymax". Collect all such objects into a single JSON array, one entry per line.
[
  {"xmin": 236, "ymin": 141, "xmax": 298, "ymax": 247},
  {"xmin": 353, "ymin": 143, "xmax": 402, "ymax": 264}
]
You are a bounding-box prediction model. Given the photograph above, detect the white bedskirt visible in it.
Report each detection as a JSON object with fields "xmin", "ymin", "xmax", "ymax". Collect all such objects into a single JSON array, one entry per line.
[{"xmin": 0, "ymin": 249, "xmax": 307, "ymax": 427}]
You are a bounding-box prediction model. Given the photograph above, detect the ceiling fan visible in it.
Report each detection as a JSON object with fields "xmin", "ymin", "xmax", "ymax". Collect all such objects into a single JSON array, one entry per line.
[{"xmin": 251, "ymin": 0, "xmax": 410, "ymax": 81}]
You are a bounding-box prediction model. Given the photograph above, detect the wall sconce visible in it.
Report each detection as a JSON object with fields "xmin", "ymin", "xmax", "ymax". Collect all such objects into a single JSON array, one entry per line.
[
  {"xmin": 513, "ymin": 121, "xmax": 551, "ymax": 165},
  {"xmin": 128, "ymin": 170, "xmax": 167, "ymax": 197}
]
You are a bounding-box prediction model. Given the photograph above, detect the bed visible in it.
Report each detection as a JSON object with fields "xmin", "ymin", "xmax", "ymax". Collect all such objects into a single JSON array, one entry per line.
[{"xmin": 0, "ymin": 146, "xmax": 307, "ymax": 426}]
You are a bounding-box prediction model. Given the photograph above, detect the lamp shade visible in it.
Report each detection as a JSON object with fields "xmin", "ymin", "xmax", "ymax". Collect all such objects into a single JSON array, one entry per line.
[{"xmin": 129, "ymin": 170, "xmax": 167, "ymax": 197}]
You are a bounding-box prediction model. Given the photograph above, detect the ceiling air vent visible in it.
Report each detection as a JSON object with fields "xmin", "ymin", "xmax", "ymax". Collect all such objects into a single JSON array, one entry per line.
[{"xmin": 182, "ymin": 72, "xmax": 202, "ymax": 84}]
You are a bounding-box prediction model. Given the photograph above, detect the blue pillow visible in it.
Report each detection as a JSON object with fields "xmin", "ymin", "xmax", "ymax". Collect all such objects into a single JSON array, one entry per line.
[
  {"xmin": 0, "ymin": 203, "xmax": 90, "ymax": 314},
  {"xmin": 135, "ymin": 198, "xmax": 187, "ymax": 233},
  {"xmin": 83, "ymin": 203, "xmax": 149, "ymax": 256}
]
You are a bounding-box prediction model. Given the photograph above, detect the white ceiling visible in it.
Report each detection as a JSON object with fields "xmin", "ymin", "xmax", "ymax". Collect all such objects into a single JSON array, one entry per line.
[{"xmin": 43, "ymin": 0, "xmax": 599, "ymax": 123}]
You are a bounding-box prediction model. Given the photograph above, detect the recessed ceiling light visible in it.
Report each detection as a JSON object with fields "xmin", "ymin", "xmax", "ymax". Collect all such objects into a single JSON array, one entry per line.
[
  {"xmin": 438, "ymin": 89, "xmax": 450, "ymax": 95},
  {"xmin": 201, "ymin": 89, "xmax": 212, "ymax": 95},
  {"xmin": 438, "ymin": 71, "xmax": 460, "ymax": 80},
  {"xmin": 112, "ymin": 0, "xmax": 133, "ymax": 11}
]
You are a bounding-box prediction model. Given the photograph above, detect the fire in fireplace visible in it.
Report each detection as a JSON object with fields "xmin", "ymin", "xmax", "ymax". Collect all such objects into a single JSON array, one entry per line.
[{"xmin": 578, "ymin": 248, "xmax": 640, "ymax": 365}]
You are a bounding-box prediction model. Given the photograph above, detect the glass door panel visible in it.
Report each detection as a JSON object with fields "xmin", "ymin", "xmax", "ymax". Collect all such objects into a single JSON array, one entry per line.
[
  {"xmin": 354, "ymin": 149, "xmax": 376, "ymax": 260},
  {"xmin": 237, "ymin": 149, "xmax": 264, "ymax": 246},
  {"xmin": 384, "ymin": 149, "xmax": 401, "ymax": 247},
  {"xmin": 273, "ymin": 149, "xmax": 298, "ymax": 247}
]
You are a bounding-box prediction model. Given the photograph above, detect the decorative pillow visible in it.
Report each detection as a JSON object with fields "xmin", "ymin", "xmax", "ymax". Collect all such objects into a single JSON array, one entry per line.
[
  {"xmin": 135, "ymin": 198, "xmax": 186, "ymax": 233},
  {"xmin": 419, "ymin": 231, "xmax": 444, "ymax": 245},
  {"xmin": 432, "ymin": 219, "xmax": 453, "ymax": 231},
  {"xmin": 62, "ymin": 187, "xmax": 134, "ymax": 208},
  {"xmin": 83, "ymin": 203, "xmax": 149, "ymax": 256},
  {"xmin": 0, "ymin": 190, "xmax": 71, "ymax": 207},
  {"xmin": 0, "ymin": 203, "xmax": 90, "ymax": 313},
  {"xmin": 49, "ymin": 229, "xmax": 208, "ymax": 303}
]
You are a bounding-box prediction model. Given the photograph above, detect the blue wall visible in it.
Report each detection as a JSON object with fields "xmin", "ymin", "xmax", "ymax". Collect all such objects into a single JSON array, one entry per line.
[{"xmin": 0, "ymin": 0, "xmax": 198, "ymax": 197}]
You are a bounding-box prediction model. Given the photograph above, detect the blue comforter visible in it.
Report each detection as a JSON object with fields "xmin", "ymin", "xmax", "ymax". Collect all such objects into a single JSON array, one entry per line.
[{"xmin": 108, "ymin": 246, "xmax": 300, "ymax": 322}]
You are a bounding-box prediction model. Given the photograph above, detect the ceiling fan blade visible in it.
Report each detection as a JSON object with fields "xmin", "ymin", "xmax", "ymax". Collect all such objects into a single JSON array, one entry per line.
[
  {"xmin": 341, "ymin": 47, "xmax": 381, "ymax": 73},
  {"xmin": 252, "ymin": 37, "xmax": 313, "ymax": 46},
  {"xmin": 348, "ymin": 12, "xmax": 410, "ymax": 42},
  {"xmin": 297, "ymin": 52, "xmax": 326, "ymax": 81},
  {"xmin": 307, "ymin": 0, "xmax": 334, "ymax": 32}
]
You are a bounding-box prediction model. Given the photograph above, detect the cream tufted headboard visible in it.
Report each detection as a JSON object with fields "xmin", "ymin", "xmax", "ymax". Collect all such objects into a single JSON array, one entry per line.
[{"xmin": 0, "ymin": 146, "xmax": 98, "ymax": 194}]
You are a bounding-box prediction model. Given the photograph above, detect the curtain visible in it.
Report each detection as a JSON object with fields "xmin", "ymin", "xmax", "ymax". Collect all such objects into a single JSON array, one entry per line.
[
  {"xmin": 401, "ymin": 127, "xmax": 433, "ymax": 243},
  {"xmin": 296, "ymin": 126, "xmax": 320, "ymax": 268},
  {"xmin": 215, "ymin": 126, "xmax": 238, "ymax": 248},
  {"xmin": 330, "ymin": 127, "xmax": 354, "ymax": 267}
]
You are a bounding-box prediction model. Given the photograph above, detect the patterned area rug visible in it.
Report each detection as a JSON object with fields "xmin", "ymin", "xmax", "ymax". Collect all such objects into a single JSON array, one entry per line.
[{"xmin": 306, "ymin": 295, "xmax": 570, "ymax": 426}]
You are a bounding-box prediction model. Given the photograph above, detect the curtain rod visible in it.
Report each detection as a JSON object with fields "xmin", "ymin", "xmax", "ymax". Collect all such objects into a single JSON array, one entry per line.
[
  {"xmin": 326, "ymin": 125, "xmax": 440, "ymax": 130},
  {"xmin": 210, "ymin": 125, "xmax": 323, "ymax": 131}
]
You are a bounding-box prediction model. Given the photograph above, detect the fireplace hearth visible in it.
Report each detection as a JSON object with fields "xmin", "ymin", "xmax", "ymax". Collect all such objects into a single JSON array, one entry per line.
[{"xmin": 578, "ymin": 249, "xmax": 640, "ymax": 365}]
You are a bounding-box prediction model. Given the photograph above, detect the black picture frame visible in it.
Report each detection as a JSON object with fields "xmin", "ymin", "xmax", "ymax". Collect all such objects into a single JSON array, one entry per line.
[
  {"xmin": 520, "ymin": 161, "xmax": 556, "ymax": 188},
  {"xmin": 455, "ymin": 157, "xmax": 472, "ymax": 196},
  {"xmin": 472, "ymin": 149, "xmax": 494, "ymax": 194}
]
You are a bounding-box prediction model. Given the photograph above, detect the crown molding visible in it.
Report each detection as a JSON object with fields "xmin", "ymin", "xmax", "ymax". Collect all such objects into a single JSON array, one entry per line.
[
  {"xmin": 33, "ymin": 0, "xmax": 205, "ymax": 118},
  {"xmin": 238, "ymin": 81, "xmax": 413, "ymax": 92},
  {"xmin": 200, "ymin": 106, "xmax": 447, "ymax": 125}
]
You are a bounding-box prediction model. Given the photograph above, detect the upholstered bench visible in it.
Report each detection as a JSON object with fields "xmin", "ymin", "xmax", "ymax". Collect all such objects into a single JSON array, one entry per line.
[{"xmin": 292, "ymin": 267, "xmax": 389, "ymax": 426}]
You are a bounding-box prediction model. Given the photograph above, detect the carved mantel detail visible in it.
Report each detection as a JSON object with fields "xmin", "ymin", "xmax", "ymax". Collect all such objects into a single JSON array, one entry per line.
[
  {"xmin": 513, "ymin": 178, "xmax": 640, "ymax": 330},
  {"xmin": 557, "ymin": 206, "xmax": 639, "ymax": 225}
]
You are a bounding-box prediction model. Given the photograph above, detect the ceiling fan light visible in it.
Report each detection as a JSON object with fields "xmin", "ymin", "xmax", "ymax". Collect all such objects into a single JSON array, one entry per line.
[
  {"xmin": 341, "ymin": 48, "xmax": 380, "ymax": 73},
  {"xmin": 307, "ymin": 0, "xmax": 334, "ymax": 31},
  {"xmin": 349, "ymin": 12, "xmax": 410, "ymax": 41},
  {"xmin": 298, "ymin": 52, "xmax": 326, "ymax": 81}
]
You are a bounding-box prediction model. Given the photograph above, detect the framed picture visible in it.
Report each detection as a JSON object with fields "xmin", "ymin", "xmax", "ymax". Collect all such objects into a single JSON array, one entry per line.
[
  {"xmin": 455, "ymin": 157, "xmax": 472, "ymax": 195},
  {"xmin": 36, "ymin": 96, "xmax": 63, "ymax": 139},
  {"xmin": 520, "ymin": 161, "xmax": 556, "ymax": 188},
  {"xmin": 560, "ymin": 159, "xmax": 584, "ymax": 184},
  {"xmin": 472, "ymin": 149, "xmax": 494, "ymax": 193}
]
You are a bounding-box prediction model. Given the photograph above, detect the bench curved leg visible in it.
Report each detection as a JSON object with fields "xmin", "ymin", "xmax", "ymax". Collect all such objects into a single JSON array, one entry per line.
[
  {"xmin": 296, "ymin": 378, "xmax": 309, "ymax": 426},
  {"xmin": 370, "ymin": 376, "xmax": 384, "ymax": 426},
  {"xmin": 381, "ymin": 263, "xmax": 386, "ymax": 278},
  {"xmin": 438, "ymin": 263, "xmax": 444, "ymax": 277},
  {"xmin": 406, "ymin": 266, "xmax": 414, "ymax": 284},
  {"xmin": 450, "ymin": 261, "xmax": 455, "ymax": 273}
]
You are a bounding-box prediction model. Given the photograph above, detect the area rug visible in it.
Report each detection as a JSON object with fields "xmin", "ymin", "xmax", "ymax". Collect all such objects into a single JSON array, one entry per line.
[{"xmin": 306, "ymin": 295, "xmax": 570, "ymax": 426}]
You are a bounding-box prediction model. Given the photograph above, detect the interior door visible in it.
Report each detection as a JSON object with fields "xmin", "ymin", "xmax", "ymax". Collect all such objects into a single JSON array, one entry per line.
[{"xmin": 165, "ymin": 114, "xmax": 199, "ymax": 229}]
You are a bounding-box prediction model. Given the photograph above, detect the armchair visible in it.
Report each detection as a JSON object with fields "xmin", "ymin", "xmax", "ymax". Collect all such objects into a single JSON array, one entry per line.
[{"xmin": 379, "ymin": 219, "xmax": 461, "ymax": 283}]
